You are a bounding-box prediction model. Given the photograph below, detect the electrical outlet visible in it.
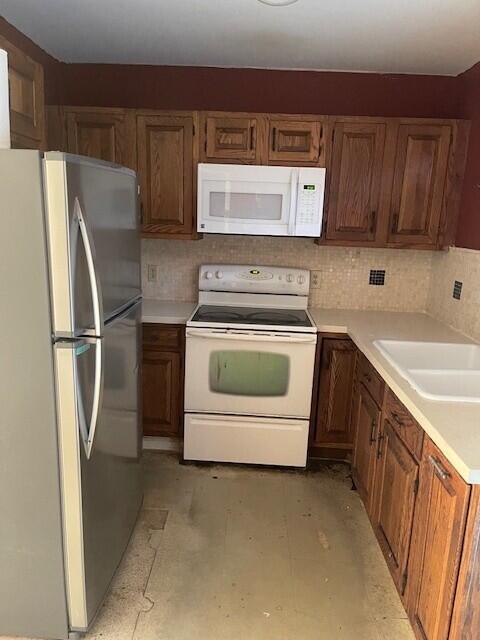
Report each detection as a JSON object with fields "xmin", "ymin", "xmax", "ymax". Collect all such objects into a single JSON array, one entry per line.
[
  {"xmin": 311, "ymin": 270, "xmax": 321, "ymax": 289},
  {"xmin": 147, "ymin": 264, "xmax": 157, "ymax": 282}
]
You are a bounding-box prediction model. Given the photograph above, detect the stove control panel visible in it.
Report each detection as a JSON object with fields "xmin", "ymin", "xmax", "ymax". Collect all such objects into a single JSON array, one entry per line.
[{"xmin": 199, "ymin": 265, "xmax": 310, "ymax": 296}]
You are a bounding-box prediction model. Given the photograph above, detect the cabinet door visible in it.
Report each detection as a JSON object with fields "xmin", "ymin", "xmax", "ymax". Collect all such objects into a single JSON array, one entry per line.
[
  {"xmin": 268, "ymin": 119, "xmax": 322, "ymax": 164},
  {"xmin": 142, "ymin": 349, "xmax": 182, "ymax": 437},
  {"xmin": 388, "ymin": 124, "xmax": 451, "ymax": 246},
  {"xmin": 407, "ymin": 438, "xmax": 470, "ymax": 640},
  {"xmin": 204, "ymin": 114, "xmax": 260, "ymax": 163},
  {"xmin": 137, "ymin": 114, "xmax": 195, "ymax": 236},
  {"xmin": 312, "ymin": 338, "xmax": 356, "ymax": 448},
  {"xmin": 0, "ymin": 36, "xmax": 45, "ymax": 148},
  {"xmin": 66, "ymin": 108, "xmax": 136, "ymax": 169},
  {"xmin": 326, "ymin": 122, "xmax": 386, "ymax": 243},
  {"xmin": 352, "ymin": 383, "xmax": 381, "ymax": 511},
  {"xmin": 373, "ymin": 419, "xmax": 419, "ymax": 595}
]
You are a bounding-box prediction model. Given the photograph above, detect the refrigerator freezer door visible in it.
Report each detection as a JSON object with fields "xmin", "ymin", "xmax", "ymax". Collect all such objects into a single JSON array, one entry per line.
[
  {"xmin": 54, "ymin": 301, "xmax": 142, "ymax": 630},
  {"xmin": 44, "ymin": 152, "xmax": 141, "ymax": 338}
]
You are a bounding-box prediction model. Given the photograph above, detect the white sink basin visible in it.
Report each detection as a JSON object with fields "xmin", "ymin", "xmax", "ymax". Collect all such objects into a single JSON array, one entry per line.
[
  {"xmin": 374, "ymin": 340, "xmax": 480, "ymax": 371},
  {"xmin": 373, "ymin": 340, "xmax": 480, "ymax": 403},
  {"xmin": 406, "ymin": 370, "xmax": 480, "ymax": 403}
]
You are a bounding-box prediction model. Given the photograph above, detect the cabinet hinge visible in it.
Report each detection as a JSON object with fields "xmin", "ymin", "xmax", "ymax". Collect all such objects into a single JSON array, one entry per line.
[
  {"xmin": 401, "ymin": 571, "xmax": 408, "ymax": 593},
  {"xmin": 413, "ymin": 476, "xmax": 419, "ymax": 495}
]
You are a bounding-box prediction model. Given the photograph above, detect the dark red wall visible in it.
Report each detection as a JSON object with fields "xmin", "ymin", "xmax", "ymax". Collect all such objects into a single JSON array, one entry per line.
[
  {"xmin": 0, "ymin": 17, "xmax": 61, "ymax": 103},
  {"xmin": 455, "ymin": 62, "xmax": 480, "ymax": 249},
  {"xmin": 56, "ymin": 63, "xmax": 461, "ymax": 118}
]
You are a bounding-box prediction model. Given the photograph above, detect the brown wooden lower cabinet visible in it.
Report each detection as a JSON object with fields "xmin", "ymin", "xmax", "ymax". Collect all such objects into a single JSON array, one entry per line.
[
  {"xmin": 345, "ymin": 349, "xmax": 480, "ymax": 639},
  {"xmin": 351, "ymin": 381, "xmax": 382, "ymax": 513},
  {"xmin": 142, "ymin": 323, "xmax": 184, "ymax": 438},
  {"xmin": 373, "ymin": 417, "xmax": 419, "ymax": 597},
  {"xmin": 406, "ymin": 438, "xmax": 470, "ymax": 640},
  {"xmin": 309, "ymin": 335, "xmax": 357, "ymax": 457}
]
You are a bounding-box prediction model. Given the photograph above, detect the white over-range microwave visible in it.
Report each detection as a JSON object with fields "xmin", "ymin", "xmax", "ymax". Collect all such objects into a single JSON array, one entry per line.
[{"xmin": 197, "ymin": 163, "xmax": 326, "ymax": 237}]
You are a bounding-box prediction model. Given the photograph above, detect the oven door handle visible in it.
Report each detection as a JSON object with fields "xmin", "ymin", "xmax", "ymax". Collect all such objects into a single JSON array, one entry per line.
[{"xmin": 185, "ymin": 329, "xmax": 317, "ymax": 344}]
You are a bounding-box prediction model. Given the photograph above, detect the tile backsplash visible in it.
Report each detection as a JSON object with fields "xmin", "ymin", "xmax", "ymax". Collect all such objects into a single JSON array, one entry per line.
[
  {"xmin": 427, "ymin": 247, "xmax": 480, "ymax": 342},
  {"xmin": 143, "ymin": 236, "xmax": 433, "ymax": 312}
]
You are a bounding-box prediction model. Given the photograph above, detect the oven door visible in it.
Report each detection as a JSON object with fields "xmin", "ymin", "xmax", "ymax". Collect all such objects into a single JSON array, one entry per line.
[
  {"xmin": 184, "ymin": 328, "xmax": 317, "ymax": 418},
  {"xmin": 197, "ymin": 163, "xmax": 296, "ymax": 236}
]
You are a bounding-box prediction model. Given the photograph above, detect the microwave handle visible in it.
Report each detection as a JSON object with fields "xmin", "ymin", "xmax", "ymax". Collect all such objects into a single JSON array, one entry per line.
[{"xmin": 288, "ymin": 169, "xmax": 299, "ymax": 236}]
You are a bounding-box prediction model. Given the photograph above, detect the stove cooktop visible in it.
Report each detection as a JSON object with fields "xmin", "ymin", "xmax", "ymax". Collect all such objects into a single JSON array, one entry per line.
[{"xmin": 189, "ymin": 305, "xmax": 314, "ymax": 329}]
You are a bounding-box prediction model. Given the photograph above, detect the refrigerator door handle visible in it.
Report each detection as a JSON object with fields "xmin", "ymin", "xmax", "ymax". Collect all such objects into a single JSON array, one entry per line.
[
  {"xmin": 77, "ymin": 338, "xmax": 104, "ymax": 460},
  {"xmin": 74, "ymin": 198, "xmax": 104, "ymax": 337},
  {"xmin": 63, "ymin": 336, "xmax": 104, "ymax": 460}
]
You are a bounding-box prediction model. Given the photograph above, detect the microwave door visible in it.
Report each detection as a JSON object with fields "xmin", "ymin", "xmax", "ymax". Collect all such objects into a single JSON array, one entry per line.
[{"xmin": 202, "ymin": 181, "xmax": 290, "ymax": 235}]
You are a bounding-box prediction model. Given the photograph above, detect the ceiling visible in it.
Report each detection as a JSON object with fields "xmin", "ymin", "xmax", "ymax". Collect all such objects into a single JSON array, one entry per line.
[{"xmin": 1, "ymin": 0, "xmax": 480, "ymax": 75}]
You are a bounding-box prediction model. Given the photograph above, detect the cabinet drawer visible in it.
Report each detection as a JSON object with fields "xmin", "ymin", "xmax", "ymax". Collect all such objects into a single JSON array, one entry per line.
[
  {"xmin": 357, "ymin": 354, "xmax": 385, "ymax": 408},
  {"xmin": 268, "ymin": 119, "xmax": 322, "ymax": 164},
  {"xmin": 143, "ymin": 323, "xmax": 183, "ymax": 350},
  {"xmin": 385, "ymin": 390, "xmax": 424, "ymax": 461}
]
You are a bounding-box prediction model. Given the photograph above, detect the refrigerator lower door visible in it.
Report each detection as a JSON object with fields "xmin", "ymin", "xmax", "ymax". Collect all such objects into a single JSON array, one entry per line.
[
  {"xmin": 44, "ymin": 152, "xmax": 141, "ymax": 338},
  {"xmin": 54, "ymin": 301, "xmax": 142, "ymax": 630}
]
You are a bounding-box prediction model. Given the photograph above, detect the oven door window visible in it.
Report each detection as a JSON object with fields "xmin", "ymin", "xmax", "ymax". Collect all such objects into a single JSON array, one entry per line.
[{"xmin": 209, "ymin": 350, "xmax": 290, "ymax": 396}]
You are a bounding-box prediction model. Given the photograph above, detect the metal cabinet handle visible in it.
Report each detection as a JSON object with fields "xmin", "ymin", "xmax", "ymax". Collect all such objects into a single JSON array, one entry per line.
[
  {"xmin": 376, "ymin": 433, "xmax": 385, "ymax": 459},
  {"xmin": 363, "ymin": 372, "xmax": 373, "ymax": 383},
  {"xmin": 250, "ymin": 125, "xmax": 256, "ymax": 150},
  {"xmin": 271, "ymin": 127, "xmax": 276, "ymax": 151},
  {"xmin": 391, "ymin": 411, "xmax": 404, "ymax": 427},
  {"xmin": 429, "ymin": 455, "xmax": 450, "ymax": 481},
  {"xmin": 370, "ymin": 419, "xmax": 377, "ymax": 444},
  {"xmin": 391, "ymin": 212, "xmax": 399, "ymax": 233},
  {"xmin": 370, "ymin": 210, "xmax": 377, "ymax": 234}
]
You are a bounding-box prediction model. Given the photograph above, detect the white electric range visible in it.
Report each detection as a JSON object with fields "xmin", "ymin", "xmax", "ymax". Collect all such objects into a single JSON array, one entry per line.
[{"xmin": 184, "ymin": 264, "xmax": 317, "ymax": 467}]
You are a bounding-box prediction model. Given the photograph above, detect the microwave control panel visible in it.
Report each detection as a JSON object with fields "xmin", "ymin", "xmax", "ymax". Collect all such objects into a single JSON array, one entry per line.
[
  {"xmin": 297, "ymin": 183, "xmax": 322, "ymax": 224},
  {"xmin": 295, "ymin": 168, "xmax": 326, "ymax": 235}
]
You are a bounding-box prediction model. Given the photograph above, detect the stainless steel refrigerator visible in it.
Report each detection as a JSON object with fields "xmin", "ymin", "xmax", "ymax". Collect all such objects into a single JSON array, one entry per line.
[{"xmin": 0, "ymin": 150, "xmax": 143, "ymax": 639}]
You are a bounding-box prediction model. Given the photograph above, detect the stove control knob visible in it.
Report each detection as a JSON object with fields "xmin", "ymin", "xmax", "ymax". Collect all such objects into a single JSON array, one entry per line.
[
  {"xmin": 286, "ymin": 273, "xmax": 294, "ymax": 283},
  {"xmin": 297, "ymin": 275, "xmax": 306, "ymax": 285},
  {"xmin": 215, "ymin": 271, "xmax": 223, "ymax": 279},
  {"xmin": 204, "ymin": 271, "xmax": 213, "ymax": 280}
]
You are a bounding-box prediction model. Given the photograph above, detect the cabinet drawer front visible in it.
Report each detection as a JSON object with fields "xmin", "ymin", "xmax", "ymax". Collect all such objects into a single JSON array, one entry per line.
[
  {"xmin": 143, "ymin": 324, "xmax": 183, "ymax": 350},
  {"xmin": 205, "ymin": 116, "xmax": 258, "ymax": 161},
  {"xmin": 268, "ymin": 120, "xmax": 322, "ymax": 164},
  {"xmin": 357, "ymin": 354, "xmax": 385, "ymax": 408},
  {"xmin": 385, "ymin": 389, "xmax": 424, "ymax": 460}
]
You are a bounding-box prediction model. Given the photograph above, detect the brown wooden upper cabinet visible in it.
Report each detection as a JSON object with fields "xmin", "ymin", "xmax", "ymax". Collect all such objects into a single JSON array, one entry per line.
[
  {"xmin": 137, "ymin": 113, "xmax": 196, "ymax": 237},
  {"xmin": 0, "ymin": 36, "xmax": 45, "ymax": 149},
  {"xmin": 201, "ymin": 113, "xmax": 262, "ymax": 163},
  {"xmin": 387, "ymin": 123, "xmax": 451, "ymax": 247},
  {"xmin": 65, "ymin": 107, "xmax": 136, "ymax": 170},
  {"xmin": 311, "ymin": 337, "xmax": 357, "ymax": 453},
  {"xmin": 267, "ymin": 118, "xmax": 323, "ymax": 165},
  {"xmin": 326, "ymin": 121, "xmax": 386, "ymax": 243}
]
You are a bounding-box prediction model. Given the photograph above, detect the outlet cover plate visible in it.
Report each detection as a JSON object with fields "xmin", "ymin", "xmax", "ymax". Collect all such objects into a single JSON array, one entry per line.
[
  {"xmin": 147, "ymin": 264, "xmax": 157, "ymax": 282},
  {"xmin": 311, "ymin": 270, "xmax": 321, "ymax": 289}
]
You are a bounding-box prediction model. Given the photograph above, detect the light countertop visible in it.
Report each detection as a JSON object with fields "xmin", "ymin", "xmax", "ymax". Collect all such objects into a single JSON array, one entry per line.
[
  {"xmin": 309, "ymin": 308, "xmax": 480, "ymax": 484},
  {"xmin": 142, "ymin": 299, "xmax": 195, "ymax": 324}
]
